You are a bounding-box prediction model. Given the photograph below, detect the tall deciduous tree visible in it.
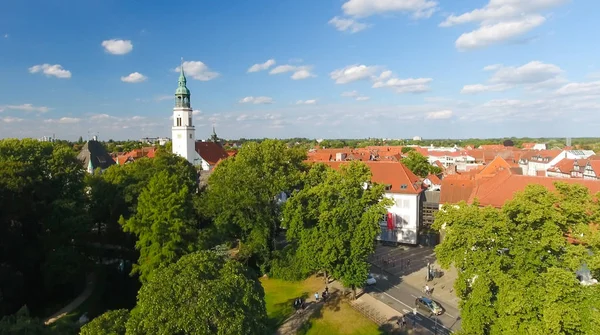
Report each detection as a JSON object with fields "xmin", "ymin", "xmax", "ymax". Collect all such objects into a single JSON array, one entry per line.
[
  {"xmin": 125, "ymin": 251, "xmax": 268, "ymax": 335},
  {"xmin": 0, "ymin": 139, "xmax": 88, "ymax": 316},
  {"xmin": 120, "ymin": 170, "xmax": 199, "ymax": 283},
  {"xmin": 203, "ymin": 140, "xmax": 306, "ymax": 269},
  {"xmin": 401, "ymin": 151, "xmax": 438, "ymax": 177},
  {"xmin": 283, "ymin": 162, "xmax": 392, "ymax": 298},
  {"xmin": 433, "ymin": 183, "xmax": 600, "ymax": 335}
]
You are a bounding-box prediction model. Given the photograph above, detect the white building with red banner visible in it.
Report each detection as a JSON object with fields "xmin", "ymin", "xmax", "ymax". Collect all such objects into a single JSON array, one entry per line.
[{"xmin": 322, "ymin": 161, "xmax": 425, "ymax": 245}]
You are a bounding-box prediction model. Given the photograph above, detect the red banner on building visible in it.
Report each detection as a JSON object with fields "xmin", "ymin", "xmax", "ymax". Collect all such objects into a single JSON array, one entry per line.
[{"xmin": 387, "ymin": 212, "xmax": 395, "ymax": 230}]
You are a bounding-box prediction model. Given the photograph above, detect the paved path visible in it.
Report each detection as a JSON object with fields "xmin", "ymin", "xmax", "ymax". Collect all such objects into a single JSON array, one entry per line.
[
  {"xmin": 44, "ymin": 273, "xmax": 96, "ymax": 325},
  {"xmin": 275, "ymin": 292, "xmax": 323, "ymax": 335}
]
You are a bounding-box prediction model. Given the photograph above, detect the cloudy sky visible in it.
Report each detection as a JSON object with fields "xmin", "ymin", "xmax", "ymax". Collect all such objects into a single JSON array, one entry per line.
[{"xmin": 1, "ymin": 0, "xmax": 599, "ymax": 141}]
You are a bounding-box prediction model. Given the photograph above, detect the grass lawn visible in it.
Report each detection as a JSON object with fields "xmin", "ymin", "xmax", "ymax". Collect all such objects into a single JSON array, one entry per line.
[
  {"xmin": 261, "ymin": 275, "xmax": 388, "ymax": 335},
  {"xmin": 299, "ymin": 300, "xmax": 385, "ymax": 335}
]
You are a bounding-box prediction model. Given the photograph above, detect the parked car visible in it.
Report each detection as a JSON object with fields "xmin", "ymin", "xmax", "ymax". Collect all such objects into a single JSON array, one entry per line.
[
  {"xmin": 365, "ymin": 273, "xmax": 377, "ymax": 286},
  {"xmin": 415, "ymin": 296, "xmax": 443, "ymax": 315}
]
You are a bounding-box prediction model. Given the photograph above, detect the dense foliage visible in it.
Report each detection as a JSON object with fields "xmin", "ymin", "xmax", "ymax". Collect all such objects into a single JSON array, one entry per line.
[
  {"xmin": 433, "ymin": 183, "xmax": 600, "ymax": 335},
  {"xmin": 79, "ymin": 309, "xmax": 128, "ymax": 335},
  {"xmin": 282, "ymin": 162, "xmax": 392, "ymax": 297},
  {"xmin": 202, "ymin": 139, "xmax": 307, "ymax": 271},
  {"xmin": 0, "ymin": 139, "xmax": 88, "ymax": 316},
  {"xmin": 401, "ymin": 151, "xmax": 442, "ymax": 177},
  {"xmin": 126, "ymin": 251, "xmax": 268, "ymax": 335}
]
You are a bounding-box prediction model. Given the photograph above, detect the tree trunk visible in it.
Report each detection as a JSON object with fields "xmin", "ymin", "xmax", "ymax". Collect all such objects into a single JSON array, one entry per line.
[
  {"xmin": 352, "ymin": 285, "xmax": 357, "ymax": 300},
  {"xmin": 324, "ymin": 270, "xmax": 328, "ymax": 284}
]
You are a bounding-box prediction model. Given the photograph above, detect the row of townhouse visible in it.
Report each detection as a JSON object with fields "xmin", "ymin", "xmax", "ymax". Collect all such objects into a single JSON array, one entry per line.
[{"xmin": 518, "ymin": 149, "xmax": 598, "ymax": 177}]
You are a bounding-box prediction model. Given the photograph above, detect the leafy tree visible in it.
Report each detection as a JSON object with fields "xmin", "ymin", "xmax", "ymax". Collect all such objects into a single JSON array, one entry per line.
[
  {"xmin": 0, "ymin": 139, "xmax": 88, "ymax": 315},
  {"xmin": 125, "ymin": 251, "xmax": 268, "ymax": 335},
  {"xmin": 401, "ymin": 151, "xmax": 436, "ymax": 177},
  {"xmin": 282, "ymin": 162, "xmax": 392, "ymax": 298},
  {"xmin": 433, "ymin": 183, "xmax": 600, "ymax": 335},
  {"xmin": 401, "ymin": 146, "xmax": 415, "ymax": 154},
  {"xmin": 120, "ymin": 170, "xmax": 200, "ymax": 283},
  {"xmin": 203, "ymin": 140, "xmax": 306, "ymax": 270},
  {"xmin": 0, "ymin": 306, "xmax": 48, "ymax": 335},
  {"xmin": 79, "ymin": 309, "xmax": 129, "ymax": 335}
]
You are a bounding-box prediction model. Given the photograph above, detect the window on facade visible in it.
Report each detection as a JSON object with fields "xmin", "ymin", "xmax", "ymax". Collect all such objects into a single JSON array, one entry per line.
[
  {"xmin": 400, "ymin": 184, "xmax": 408, "ymax": 189},
  {"xmin": 403, "ymin": 199, "xmax": 409, "ymax": 208},
  {"xmin": 189, "ymin": 134, "xmax": 192, "ymax": 139},
  {"xmin": 384, "ymin": 185, "xmax": 392, "ymax": 191},
  {"xmin": 189, "ymin": 117, "xmax": 192, "ymax": 126},
  {"xmin": 395, "ymin": 199, "xmax": 402, "ymax": 207},
  {"xmin": 176, "ymin": 117, "xmax": 182, "ymax": 127}
]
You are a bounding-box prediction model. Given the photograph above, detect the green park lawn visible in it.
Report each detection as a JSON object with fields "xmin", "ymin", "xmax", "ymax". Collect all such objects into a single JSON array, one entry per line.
[{"xmin": 260, "ymin": 276, "xmax": 385, "ymax": 335}]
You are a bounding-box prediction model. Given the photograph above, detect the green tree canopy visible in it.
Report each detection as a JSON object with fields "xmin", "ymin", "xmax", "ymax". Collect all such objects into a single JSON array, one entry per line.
[
  {"xmin": 433, "ymin": 183, "xmax": 600, "ymax": 335},
  {"xmin": 79, "ymin": 309, "xmax": 128, "ymax": 335},
  {"xmin": 401, "ymin": 146, "xmax": 415, "ymax": 154},
  {"xmin": 125, "ymin": 251, "xmax": 268, "ymax": 335},
  {"xmin": 120, "ymin": 170, "xmax": 200, "ymax": 283},
  {"xmin": 282, "ymin": 162, "xmax": 392, "ymax": 297},
  {"xmin": 401, "ymin": 151, "xmax": 437, "ymax": 177},
  {"xmin": 203, "ymin": 139, "xmax": 306, "ymax": 269},
  {"xmin": 0, "ymin": 139, "xmax": 88, "ymax": 316}
]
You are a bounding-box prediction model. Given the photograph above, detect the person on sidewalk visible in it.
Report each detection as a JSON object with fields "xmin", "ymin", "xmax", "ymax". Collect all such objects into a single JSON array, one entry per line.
[{"xmin": 314, "ymin": 292, "xmax": 319, "ymax": 301}]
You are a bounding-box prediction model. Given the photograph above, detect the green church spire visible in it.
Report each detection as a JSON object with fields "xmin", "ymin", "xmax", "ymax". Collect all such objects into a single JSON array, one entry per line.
[{"xmin": 175, "ymin": 57, "xmax": 191, "ymax": 108}]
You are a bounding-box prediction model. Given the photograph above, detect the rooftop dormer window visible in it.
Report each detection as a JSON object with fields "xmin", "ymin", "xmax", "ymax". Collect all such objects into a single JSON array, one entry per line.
[{"xmin": 384, "ymin": 184, "xmax": 392, "ymax": 191}]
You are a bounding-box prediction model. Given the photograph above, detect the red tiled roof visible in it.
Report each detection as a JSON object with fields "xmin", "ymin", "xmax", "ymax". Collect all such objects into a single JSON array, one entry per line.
[
  {"xmin": 468, "ymin": 169, "xmax": 600, "ymax": 208},
  {"xmin": 588, "ymin": 161, "xmax": 600, "ymax": 175},
  {"xmin": 195, "ymin": 142, "xmax": 229, "ymax": 165},
  {"xmin": 440, "ymin": 174, "xmax": 475, "ymax": 204},
  {"xmin": 320, "ymin": 161, "xmax": 424, "ymax": 194},
  {"xmin": 426, "ymin": 174, "xmax": 442, "ymax": 185}
]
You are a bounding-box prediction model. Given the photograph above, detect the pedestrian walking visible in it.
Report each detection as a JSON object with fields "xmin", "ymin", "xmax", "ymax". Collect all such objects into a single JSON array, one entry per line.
[{"xmin": 314, "ymin": 292, "xmax": 319, "ymax": 301}]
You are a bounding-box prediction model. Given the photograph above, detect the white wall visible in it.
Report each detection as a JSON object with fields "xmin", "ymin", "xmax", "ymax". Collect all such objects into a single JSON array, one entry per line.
[{"xmin": 377, "ymin": 192, "xmax": 420, "ymax": 245}]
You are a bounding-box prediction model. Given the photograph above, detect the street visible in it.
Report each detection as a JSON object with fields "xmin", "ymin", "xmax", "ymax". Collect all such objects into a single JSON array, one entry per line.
[{"xmin": 367, "ymin": 265, "xmax": 461, "ymax": 334}]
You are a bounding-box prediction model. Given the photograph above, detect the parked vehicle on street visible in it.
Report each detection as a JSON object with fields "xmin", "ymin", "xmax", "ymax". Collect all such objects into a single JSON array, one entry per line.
[
  {"xmin": 365, "ymin": 273, "xmax": 377, "ymax": 285},
  {"xmin": 415, "ymin": 296, "xmax": 443, "ymax": 315}
]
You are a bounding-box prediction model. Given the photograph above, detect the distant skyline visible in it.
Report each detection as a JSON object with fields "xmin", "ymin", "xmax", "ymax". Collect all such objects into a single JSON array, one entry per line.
[{"xmin": 1, "ymin": 0, "xmax": 600, "ymax": 140}]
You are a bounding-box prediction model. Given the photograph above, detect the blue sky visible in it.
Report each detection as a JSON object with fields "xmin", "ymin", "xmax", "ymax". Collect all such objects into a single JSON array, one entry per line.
[{"xmin": 1, "ymin": 0, "xmax": 599, "ymax": 141}]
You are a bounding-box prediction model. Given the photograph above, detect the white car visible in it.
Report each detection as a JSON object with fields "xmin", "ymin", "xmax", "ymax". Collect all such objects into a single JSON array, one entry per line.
[{"xmin": 366, "ymin": 273, "xmax": 377, "ymax": 285}]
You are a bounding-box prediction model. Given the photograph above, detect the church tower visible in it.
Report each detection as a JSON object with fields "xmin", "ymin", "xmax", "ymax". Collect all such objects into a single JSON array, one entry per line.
[{"xmin": 171, "ymin": 59, "xmax": 196, "ymax": 165}]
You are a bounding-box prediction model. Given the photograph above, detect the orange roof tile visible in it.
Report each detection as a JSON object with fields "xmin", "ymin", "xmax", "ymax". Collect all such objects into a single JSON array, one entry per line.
[
  {"xmin": 440, "ymin": 175, "xmax": 475, "ymax": 204},
  {"xmin": 320, "ymin": 161, "xmax": 424, "ymax": 194},
  {"xmin": 195, "ymin": 142, "xmax": 230, "ymax": 165},
  {"xmin": 426, "ymin": 174, "xmax": 442, "ymax": 185},
  {"xmin": 469, "ymin": 170, "xmax": 600, "ymax": 208}
]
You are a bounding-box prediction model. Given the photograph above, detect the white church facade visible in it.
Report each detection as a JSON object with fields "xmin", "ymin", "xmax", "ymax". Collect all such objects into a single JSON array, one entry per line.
[{"xmin": 171, "ymin": 61, "xmax": 230, "ymax": 170}]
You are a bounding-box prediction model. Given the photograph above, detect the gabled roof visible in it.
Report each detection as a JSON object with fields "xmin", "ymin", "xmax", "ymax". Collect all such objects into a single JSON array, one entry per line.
[
  {"xmin": 195, "ymin": 141, "xmax": 229, "ymax": 165},
  {"xmin": 320, "ymin": 161, "xmax": 424, "ymax": 194},
  {"xmin": 468, "ymin": 169, "xmax": 600, "ymax": 208},
  {"xmin": 440, "ymin": 174, "xmax": 475, "ymax": 204},
  {"xmin": 77, "ymin": 140, "xmax": 115, "ymax": 170},
  {"xmin": 426, "ymin": 174, "xmax": 442, "ymax": 185}
]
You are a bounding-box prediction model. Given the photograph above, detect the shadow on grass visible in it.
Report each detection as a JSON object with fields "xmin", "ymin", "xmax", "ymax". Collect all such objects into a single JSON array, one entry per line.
[{"xmin": 266, "ymin": 293, "xmax": 311, "ymax": 333}]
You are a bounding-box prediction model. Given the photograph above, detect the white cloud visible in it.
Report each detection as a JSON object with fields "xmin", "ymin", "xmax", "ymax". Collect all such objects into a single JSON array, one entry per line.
[
  {"xmin": 247, "ymin": 59, "xmax": 276, "ymax": 73},
  {"xmin": 328, "ymin": 16, "xmax": 368, "ymax": 33},
  {"xmin": 238, "ymin": 96, "xmax": 274, "ymax": 104},
  {"xmin": 90, "ymin": 114, "xmax": 114, "ymax": 120},
  {"xmin": 120, "ymin": 72, "xmax": 147, "ymax": 83},
  {"xmin": 154, "ymin": 95, "xmax": 172, "ymax": 102},
  {"xmin": 296, "ymin": 99, "xmax": 317, "ymax": 105},
  {"xmin": 556, "ymin": 81, "xmax": 600, "ymax": 96},
  {"xmin": 461, "ymin": 61, "xmax": 564, "ymax": 94},
  {"xmin": 426, "ymin": 110, "xmax": 453, "ymax": 119},
  {"xmin": 372, "ymin": 71, "xmax": 432, "ymax": 93},
  {"xmin": 330, "ymin": 64, "xmax": 379, "ymax": 84},
  {"xmin": 175, "ymin": 61, "xmax": 219, "ymax": 81},
  {"xmin": 101, "ymin": 39, "xmax": 133, "ymax": 55},
  {"xmin": 192, "ymin": 110, "xmax": 202, "ymax": 115},
  {"xmin": 28, "ymin": 64, "xmax": 71, "ymax": 79},
  {"xmin": 455, "ymin": 15, "xmax": 546, "ymax": 50},
  {"xmin": 342, "ymin": 0, "xmax": 438, "ymax": 18},
  {"xmin": 1, "ymin": 116, "xmax": 23, "ymax": 123},
  {"xmin": 269, "ymin": 65, "xmax": 316, "ymax": 80},
  {"xmin": 441, "ymin": 0, "xmax": 568, "ymax": 50},
  {"xmin": 1, "ymin": 104, "xmax": 51, "ymax": 113},
  {"xmin": 44, "ymin": 117, "xmax": 81, "ymax": 124},
  {"xmin": 341, "ymin": 90, "xmax": 370, "ymax": 101}
]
